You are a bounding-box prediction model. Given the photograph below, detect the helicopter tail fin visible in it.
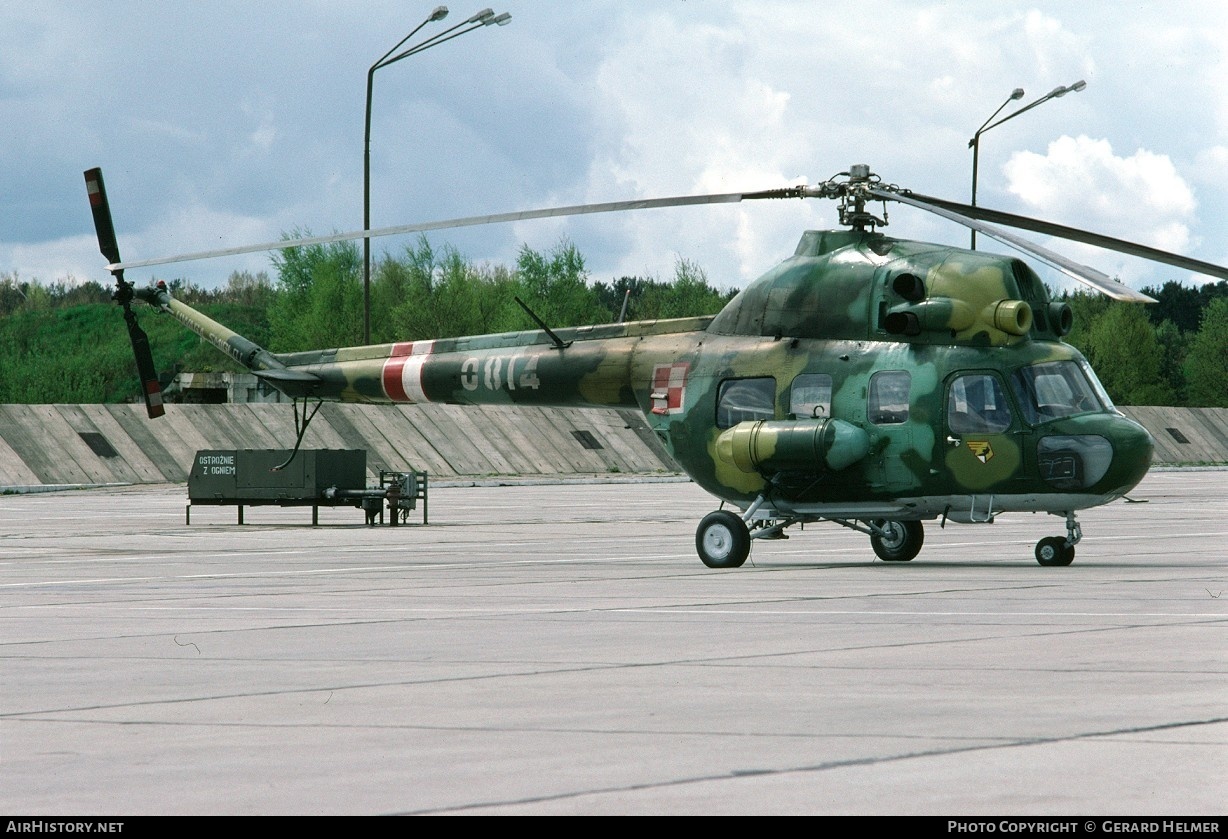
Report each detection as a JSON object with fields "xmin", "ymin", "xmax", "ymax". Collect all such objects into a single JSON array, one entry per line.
[{"xmin": 84, "ymin": 168, "xmax": 165, "ymax": 419}]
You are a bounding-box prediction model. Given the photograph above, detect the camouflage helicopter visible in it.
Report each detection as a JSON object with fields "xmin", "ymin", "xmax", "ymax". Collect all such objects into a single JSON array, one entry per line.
[{"xmin": 85, "ymin": 164, "xmax": 1227, "ymax": 568}]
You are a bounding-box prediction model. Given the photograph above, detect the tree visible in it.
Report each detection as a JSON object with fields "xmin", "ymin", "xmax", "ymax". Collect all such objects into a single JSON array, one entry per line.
[
  {"xmin": 592, "ymin": 275, "xmax": 649, "ymax": 322},
  {"xmin": 594, "ymin": 260, "xmax": 736, "ymax": 322},
  {"xmin": 1082, "ymin": 302, "xmax": 1175, "ymax": 406},
  {"xmin": 1060, "ymin": 290, "xmax": 1112, "ymax": 360},
  {"xmin": 1184, "ymin": 297, "xmax": 1228, "ymax": 407},
  {"xmin": 660, "ymin": 257, "xmax": 734, "ymax": 318},
  {"xmin": 222, "ymin": 271, "xmax": 275, "ymax": 309},
  {"xmin": 268, "ymin": 236, "xmax": 362, "ymax": 351},
  {"xmin": 514, "ymin": 239, "xmax": 607, "ymax": 327},
  {"xmin": 434, "ymin": 252, "xmax": 522, "ymax": 336},
  {"xmin": 377, "ymin": 237, "xmax": 509, "ymax": 340},
  {"xmin": 1153, "ymin": 319, "xmax": 1189, "ymax": 404},
  {"xmin": 0, "ymin": 272, "xmax": 30, "ymax": 316},
  {"xmin": 1140, "ymin": 280, "xmax": 1205, "ymax": 333}
]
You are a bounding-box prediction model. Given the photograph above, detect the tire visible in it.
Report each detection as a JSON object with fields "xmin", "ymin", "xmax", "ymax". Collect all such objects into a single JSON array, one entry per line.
[
  {"xmin": 696, "ymin": 510, "xmax": 751, "ymax": 569},
  {"xmin": 870, "ymin": 519, "xmax": 924, "ymax": 562},
  {"xmin": 1035, "ymin": 536, "xmax": 1075, "ymax": 566}
]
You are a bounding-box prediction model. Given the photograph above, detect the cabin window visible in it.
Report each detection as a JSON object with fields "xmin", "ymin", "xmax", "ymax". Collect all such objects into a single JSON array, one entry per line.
[
  {"xmin": 868, "ymin": 370, "xmax": 910, "ymax": 425},
  {"xmin": 947, "ymin": 374, "xmax": 1012, "ymax": 434},
  {"xmin": 790, "ymin": 373, "xmax": 833, "ymax": 419},
  {"xmin": 1010, "ymin": 361, "xmax": 1104, "ymax": 424},
  {"xmin": 716, "ymin": 377, "xmax": 776, "ymax": 428}
]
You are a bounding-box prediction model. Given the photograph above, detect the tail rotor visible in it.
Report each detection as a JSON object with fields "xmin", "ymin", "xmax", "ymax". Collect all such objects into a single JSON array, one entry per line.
[{"xmin": 84, "ymin": 168, "xmax": 165, "ymax": 419}]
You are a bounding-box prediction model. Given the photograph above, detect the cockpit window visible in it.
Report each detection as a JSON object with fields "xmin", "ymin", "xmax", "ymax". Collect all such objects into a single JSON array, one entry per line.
[
  {"xmin": 1010, "ymin": 361, "xmax": 1105, "ymax": 424},
  {"xmin": 1078, "ymin": 359, "xmax": 1116, "ymax": 411},
  {"xmin": 947, "ymin": 374, "xmax": 1012, "ymax": 433}
]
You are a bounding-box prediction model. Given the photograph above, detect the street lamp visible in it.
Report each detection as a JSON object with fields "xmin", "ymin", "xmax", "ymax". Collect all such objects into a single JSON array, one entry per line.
[
  {"xmin": 967, "ymin": 80, "xmax": 1086, "ymax": 249},
  {"xmin": 362, "ymin": 7, "xmax": 511, "ymax": 344}
]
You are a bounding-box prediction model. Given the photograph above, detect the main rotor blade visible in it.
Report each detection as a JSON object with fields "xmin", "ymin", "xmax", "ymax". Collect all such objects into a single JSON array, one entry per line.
[
  {"xmin": 872, "ymin": 188, "xmax": 1157, "ymax": 303},
  {"xmin": 904, "ymin": 191, "xmax": 1228, "ymax": 286},
  {"xmin": 107, "ymin": 188, "xmax": 804, "ymax": 272}
]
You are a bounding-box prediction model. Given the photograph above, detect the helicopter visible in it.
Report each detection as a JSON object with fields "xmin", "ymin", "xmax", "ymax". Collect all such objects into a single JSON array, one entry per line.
[{"xmin": 85, "ymin": 163, "xmax": 1228, "ymax": 568}]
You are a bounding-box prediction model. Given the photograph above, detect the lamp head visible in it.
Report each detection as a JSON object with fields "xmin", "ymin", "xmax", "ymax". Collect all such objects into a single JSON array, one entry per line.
[{"xmin": 429, "ymin": 6, "xmax": 449, "ymax": 21}]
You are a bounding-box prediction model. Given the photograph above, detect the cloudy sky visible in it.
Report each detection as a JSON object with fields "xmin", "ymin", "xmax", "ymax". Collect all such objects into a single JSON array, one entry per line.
[{"xmin": 5, "ymin": 1, "xmax": 1228, "ymax": 299}]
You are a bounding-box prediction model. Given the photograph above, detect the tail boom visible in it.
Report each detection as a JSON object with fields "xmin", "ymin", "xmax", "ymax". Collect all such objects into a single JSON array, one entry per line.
[
  {"xmin": 268, "ymin": 320, "xmax": 711, "ymax": 409},
  {"xmin": 134, "ymin": 285, "xmax": 710, "ymax": 410}
]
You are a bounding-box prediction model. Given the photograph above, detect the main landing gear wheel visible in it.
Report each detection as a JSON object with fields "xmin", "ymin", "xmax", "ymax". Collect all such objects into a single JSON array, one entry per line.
[
  {"xmin": 870, "ymin": 519, "xmax": 924, "ymax": 562},
  {"xmin": 1035, "ymin": 536, "xmax": 1075, "ymax": 567},
  {"xmin": 696, "ymin": 510, "xmax": 750, "ymax": 569}
]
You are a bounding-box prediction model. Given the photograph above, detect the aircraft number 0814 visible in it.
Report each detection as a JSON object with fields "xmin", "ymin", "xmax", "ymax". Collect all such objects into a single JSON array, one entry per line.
[{"xmin": 460, "ymin": 355, "xmax": 542, "ymax": 393}]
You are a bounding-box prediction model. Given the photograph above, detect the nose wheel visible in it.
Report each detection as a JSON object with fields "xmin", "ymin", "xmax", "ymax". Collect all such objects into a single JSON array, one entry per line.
[
  {"xmin": 1035, "ymin": 512, "xmax": 1081, "ymax": 566},
  {"xmin": 1035, "ymin": 537, "xmax": 1074, "ymax": 566}
]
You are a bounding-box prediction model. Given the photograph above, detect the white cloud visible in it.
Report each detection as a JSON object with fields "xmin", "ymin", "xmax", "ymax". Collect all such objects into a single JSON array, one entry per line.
[
  {"xmin": 244, "ymin": 110, "xmax": 277, "ymax": 154},
  {"xmin": 1194, "ymin": 145, "xmax": 1228, "ymax": 184},
  {"xmin": 1020, "ymin": 9, "xmax": 1093, "ymax": 80},
  {"xmin": 1, "ymin": 235, "xmax": 101, "ymax": 287},
  {"xmin": 1002, "ymin": 135, "xmax": 1198, "ymax": 285},
  {"xmin": 2, "ymin": 199, "xmax": 283, "ymax": 290}
]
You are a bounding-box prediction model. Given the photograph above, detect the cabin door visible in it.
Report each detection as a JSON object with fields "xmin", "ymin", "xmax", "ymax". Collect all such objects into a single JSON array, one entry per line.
[{"xmin": 937, "ymin": 371, "xmax": 1024, "ymax": 512}]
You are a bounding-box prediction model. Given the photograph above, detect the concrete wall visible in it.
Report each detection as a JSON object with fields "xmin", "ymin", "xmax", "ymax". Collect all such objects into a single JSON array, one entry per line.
[
  {"xmin": 0, "ymin": 403, "xmax": 680, "ymax": 490},
  {"xmin": 1118, "ymin": 406, "xmax": 1228, "ymax": 467},
  {"xmin": 1, "ymin": 403, "xmax": 1225, "ymax": 490}
]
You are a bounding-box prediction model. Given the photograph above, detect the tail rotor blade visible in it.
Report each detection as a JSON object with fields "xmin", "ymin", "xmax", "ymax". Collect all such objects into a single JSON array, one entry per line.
[
  {"xmin": 124, "ymin": 306, "xmax": 166, "ymax": 419},
  {"xmin": 84, "ymin": 168, "xmax": 122, "ymax": 265}
]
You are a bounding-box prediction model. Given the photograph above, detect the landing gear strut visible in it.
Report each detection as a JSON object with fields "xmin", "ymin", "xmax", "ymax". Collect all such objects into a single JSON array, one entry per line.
[
  {"xmin": 692, "ymin": 504, "xmax": 1088, "ymax": 569},
  {"xmin": 1035, "ymin": 512, "xmax": 1081, "ymax": 566}
]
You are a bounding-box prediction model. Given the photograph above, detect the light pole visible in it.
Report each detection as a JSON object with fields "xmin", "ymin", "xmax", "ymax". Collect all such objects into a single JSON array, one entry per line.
[
  {"xmin": 969, "ymin": 87, "xmax": 1023, "ymax": 248},
  {"xmin": 362, "ymin": 7, "xmax": 511, "ymax": 344},
  {"xmin": 967, "ymin": 80, "xmax": 1086, "ymax": 249}
]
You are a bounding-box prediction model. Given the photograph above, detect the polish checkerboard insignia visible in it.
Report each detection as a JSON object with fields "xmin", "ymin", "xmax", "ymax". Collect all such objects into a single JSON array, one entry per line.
[{"xmin": 650, "ymin": 362, "xmax": 689, "ymax": 415}]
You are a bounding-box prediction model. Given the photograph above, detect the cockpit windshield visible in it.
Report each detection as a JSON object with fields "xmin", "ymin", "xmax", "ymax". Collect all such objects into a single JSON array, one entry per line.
[{"xmin": 1010, "ymin": 360, "xmax": 1107, "ymax": 424}]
